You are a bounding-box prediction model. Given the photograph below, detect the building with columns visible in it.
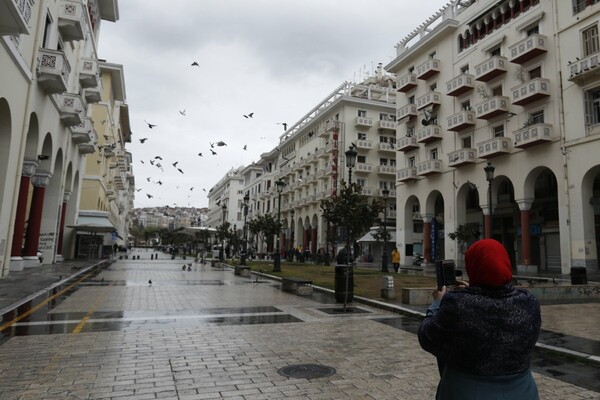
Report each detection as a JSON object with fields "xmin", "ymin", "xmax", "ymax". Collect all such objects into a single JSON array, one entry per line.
[
  {"xmin": 385, "ymin": 0, "xmax": 600, "ymax": 274},
  {"xmin": 206, "ymin": 167, "xmax": 246, "ymax": 234},
  {"xmin": 0, "ymin": 0, "xmax": 123, "ymax": 274}
]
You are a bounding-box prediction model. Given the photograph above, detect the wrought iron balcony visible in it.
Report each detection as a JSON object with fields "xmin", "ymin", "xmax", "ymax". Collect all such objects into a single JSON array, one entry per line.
[
  {"xmin": 417, "ymin": 159, "xmax": 442, "ymax": 176},
  {"xmin": 37, "ymin": 48, "xmax": 70, "ymax": 94},
  {"xmin": 59, "ymin": 93, "xmax": 84, "ymax": 127},
  {"xmin": 509, "ymin": 34, "xmax": 547, "ymax": 65},
  {"xmin": 475, "ymin": 96, "xmax": 509, "ymax": 120},
  {"xmin": 448, "ymin": 148, "xmax": 476, "ymax": 167},
  {"xmin": 397, "ymin": 104, "xmax": 418, "ymax": 121},
  {"xmin": 397, "ymin": 135, "xmax": 419, "ymax": 152},
  {"xmin": 447, "ymin": 110, "xmax": 475, "ymax": 131},
  {"xmin": 70, "ymin": 117, "xmax": 93, "ymax": 144},
  {"xmin": 0, "ymin": 0, "xmax": 34, "ymax": 35},
  {"xmin": 57, "ymin": 0, "xmax": 86, "ymax": 42},
  {"xmin": 377, "ymin": 165, "xmax": 396, "ymax": 175},
  {"xmin": 446, "ymin": 74, "xmax": 474, "ymax": 96},
  {"xmin": 396, "ymin": 73, "xmax": 417, "ymax": 92},
  {"xmin": 416, "ymin": 91, "xmax": 441, "ymax": 110},
  {"xmin": 416, "ymin": 58, "xmax": 441, "ymax": 80},
  {"xmin": 568, "ymin": 52, "xmax": 600, "ymax": 84},
  {"xmin": 417, "ymin": 124, "xmax": 442, "ymax": 144},
  {"xmin": 79, "ymin": 58, "xmax": 100, "ymax": 89},
  {"xmin": 511, "ymin": 78, "xmax": 550, "ymax": 106},
  {"xmin": 355, "ymin": 116, "xmax": 374, "ymax": 128},
  {"xmin": 377, "ymin": 120, "xmax": 397, "ymax": 131},
  {"xmin": 513, "ymin": 123, "xmax": 553, "ymax": 149},
  {"xmin": 474, "ymin": 56, "xmax": 507, "ymax": 82},
  {"xmin": 477, "ymin": 137, "xmax": 511, "ymax": 159},
  {"xmin": 397, "ymin": 167, "xmax": 417, "ymax": 182}
]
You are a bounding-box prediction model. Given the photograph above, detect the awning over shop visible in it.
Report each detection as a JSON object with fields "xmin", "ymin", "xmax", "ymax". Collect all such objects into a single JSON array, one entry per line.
[
  {"xmin": 67, "ymin": 215, "xmax": 116, "ymax": 233},
  {"xmin": 357, "ymin": 228, "xmax": 397, "ymax": 243}
]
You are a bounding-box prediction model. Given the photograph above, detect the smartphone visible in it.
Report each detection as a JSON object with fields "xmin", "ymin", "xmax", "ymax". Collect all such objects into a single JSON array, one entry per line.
[{"xmin": 435, "ymin": 260, "xmax": 457, "ymax": 290}]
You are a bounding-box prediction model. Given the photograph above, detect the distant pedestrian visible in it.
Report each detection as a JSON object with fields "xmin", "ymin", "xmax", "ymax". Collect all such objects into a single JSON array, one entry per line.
[{"xmin": 391, "ymin": 247, "xmax": 401, "ymax": 273}]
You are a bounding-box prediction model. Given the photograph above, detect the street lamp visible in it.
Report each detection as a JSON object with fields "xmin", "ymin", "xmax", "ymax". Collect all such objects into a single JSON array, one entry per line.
[
  {"xmin": 220, "ymin": 204, "xmax": 227, "ymax": 261},
  {"xmin": 241, "ymin": 193, "xmax": 249, "ymax": 266},
  {"xmin": 345, "ymin": 145, "xmax": 357, "ymax": 185},
  {"xmin": 484, "ymin": 162, "xmax": 495, "ymax": 239},
  {"xmin": 381, "ymin": 188, "xmax": 390, "ymax": 273},
  {"xmin": 289, "ymin": 209, "xmax": 295, "ymax": 253},
  {"xmin": 273, "ymin": 179, "xmax": 286, "ymax": 272}
]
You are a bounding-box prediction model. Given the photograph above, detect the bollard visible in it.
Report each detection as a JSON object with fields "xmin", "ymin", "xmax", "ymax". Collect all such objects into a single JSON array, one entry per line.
[
  {"xmin": 155, "ymin": 253, "xmax": 158, "ymax": 259},
  {"xmin": 381, "ymin": 276, "xmax": 395, "ymax": 299}
]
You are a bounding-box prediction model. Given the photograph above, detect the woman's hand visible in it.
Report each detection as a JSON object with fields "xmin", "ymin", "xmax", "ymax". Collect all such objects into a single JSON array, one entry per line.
[{"xmin": 432, "ymin": 285, "xmax": 447, "ymax": 301}]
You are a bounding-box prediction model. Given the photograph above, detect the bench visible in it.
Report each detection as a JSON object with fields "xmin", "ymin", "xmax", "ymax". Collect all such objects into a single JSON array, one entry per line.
[
  {"xmin": 281, "ymin": 277, "xmax": 313, "ymax": 296},
  {"xmin": 233, "ymin": 265, "xmax": 251, "ymax": 277}
]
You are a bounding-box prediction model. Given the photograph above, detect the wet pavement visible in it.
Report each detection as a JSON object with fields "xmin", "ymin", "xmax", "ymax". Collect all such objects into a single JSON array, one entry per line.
[{"xmin": 0, "ymin": 250, "xmax": 597, "ymax": 399}]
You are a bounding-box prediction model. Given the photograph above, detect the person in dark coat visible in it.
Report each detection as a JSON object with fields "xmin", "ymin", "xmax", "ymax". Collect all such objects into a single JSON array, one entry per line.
[{"xmin": 418, "ymin": 239, "xmax": 541, "ymax": 399}]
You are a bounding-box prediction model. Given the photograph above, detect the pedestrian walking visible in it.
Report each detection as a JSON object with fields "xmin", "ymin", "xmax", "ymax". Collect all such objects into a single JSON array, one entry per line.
[
  {"xmin": 391, "ymin": 247, "xmax": 401, "ymax": 272},
  {"xmin": 418, "ymin": 239, "xmax": 541, "ymax": 399}
]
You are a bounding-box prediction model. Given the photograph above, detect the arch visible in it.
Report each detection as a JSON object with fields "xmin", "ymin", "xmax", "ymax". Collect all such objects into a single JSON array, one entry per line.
[
  {"xmin": 24, "ymin": 112, "xmax": 39, "ymax": 160},
  {"xmin": 402, "ymin": 194, "xmax": 422, "ymax": 260},
  {"xmin": 0, "ymin": 98, "xmax": 12, "ymax": 215},
  {"xmin": 39, "ymin": 148, "xmax": 64, "ymax": 263},
  {"xmin": 38, "ymin": 132, "xmax": 53, "ymax": 173}
]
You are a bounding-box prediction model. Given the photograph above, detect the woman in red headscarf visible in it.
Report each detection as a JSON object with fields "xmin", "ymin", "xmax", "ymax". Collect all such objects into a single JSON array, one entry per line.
[{"xmin": 418, "ymin": 239, "xmax": 541, "ymax": 399}]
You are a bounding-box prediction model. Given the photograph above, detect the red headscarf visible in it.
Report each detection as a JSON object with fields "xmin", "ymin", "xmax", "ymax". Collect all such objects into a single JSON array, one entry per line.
[{"xmin": 465, "ymin": 239, "xmax": 513, "ymax": 287}]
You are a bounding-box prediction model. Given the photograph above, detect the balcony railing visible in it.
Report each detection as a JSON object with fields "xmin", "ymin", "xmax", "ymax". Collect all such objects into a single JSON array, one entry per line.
[
  {"xmin": 397, "ymin": 135, "xmax": 419, "ymax": 152},
  {"xmin": 477, "ymin": 137, "xmax": 511, "ymax": 158},
  {"xmin": 37, "ymin": 48, "xmax": 70, "ymax": 94},
  {"xmin": 511, "ymin": 78, "xmax": 550, "ymax": 106},
  {"xmin": 417, "ymin": 124, "xmax": 442, "ymax": 144},
  {"xmin": 378, "ymin": 188, "xmax": 396, "ymax": 197},
  {"xmin": 355, "ymin": 163, "xmax": 373, "ymax": 174},
  {"xmin": 397, "ymin": 104, "xmax": 418, "ymax": 120},
  {"xmin": 57, "ymin": 0, "xmax": 86, "ymax": 42},
  {"xmin": 325, "ymin": 120, "xmax": 341, "ymax": 132},
  {"xmin": 397, "ymin": 73, "xmax": 417, "ymax": 92},
  {"xmin": 446, "ymin": 74, "xmax": 474, "ymax": 96},
  {"xmin": 378, "ymin": 142, "xmax": 395, "ymax": 152},
  {"xmin": 513, "ymin": 123, "xmax": 553, "ymax": 148},
  {"xmin": 377, "ymin": 120, "xmax": 397, "ymax": 131},
  {"xmin": 474, "ymin": 56, "xmax": 507, "ymax": 82},
  {"xmin": 448, "ymin": 148, "xmax": 476, "ymax": 167},
  {"xmin": 355, "ymin": 139, "xmax": 373, "ymax": 150},
  {"xmin": 79, "ymin": 132, "xmax": 97, "ymax": 154},
  {"xmin": 475, "ymin": 96, "xmax": 509, "ymax": 120},
  {"xmin": 509, "ymin": 34, "xmax": 547, "ymax": 64},
  {"xmin": 397, "ymin": 167, "xmax": 418, "ymax": 182},
  {"xmin": 361, "ymin": 187, "xmax": 375, "ymax": 196},
  {"xmin": 377, "ymin": 165, "xmax": 396, "ymax": 175},
  {"xmin": 416, "ymin": 91, "xmax": 441, "ymax": 110},
  {"xmin": 417, "ymin": 159, "xmax": 442, "ymax": 176},
  {"xmin": 84, "ymin": 87, "xmax": 101, "ymax": 104},
  {"xmin": 79, "ymin": 58, "xmax": 100, "ymax": 89},
  {"xmin": 317, "ymin": 126, "xmax": 329, "ymax": 138},
  {"xmin": 0, "ymin": 0, "xmax": 34, "ymax": 35},
  {"xmin": 70, "ymin": 117, "xmax": 93, "ymax": 144},
  {"xmin": 447, "ymin": 110, "xmax": 475, "ymax": 131},
  {"xmin": 568, "ymin": 52, "xmax": 600, "ymax": 84},
  {"xmin": 59, "ymin": 93, "xmax": 84, "ymax": 127},
  {"xmin": 355, "ymin": 116, "xmax": 374, "ymax": 128},
  {"xmin": 416, "ymin": 58, "xmax": 441, "ymax": 80}
]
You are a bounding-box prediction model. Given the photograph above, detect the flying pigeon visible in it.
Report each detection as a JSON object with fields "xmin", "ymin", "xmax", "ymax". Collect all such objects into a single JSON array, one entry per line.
[
  {"xmin": 148, "ymin": 279, "xmax": 153, "ymax": 285},
  {"xmin": 172, "ymin": 161, "xmax": 178, "ymax": 167},
  {"xmin": 146, "ymin": 177, "xmax": 151, "ymax": 182},
  {"xmin": 149, "ymin": 160, "xmax": 155, "ymax": 165},
  {"xmin": 139, "ymin": 138, "xmax": 148, "ymax": 143},
  {"xmin": 140, "ymin": 160, "xmax": 144, "ymax": 164},
  {"xmin": 191, "ymin": 62, "xmax": 199, "ymax": 66},
  {"xmin": 144, "ymin": 120, "xmax": 157, "ymax": 129},
  {"xmin": 210, "ymin": 142, "xmax": 215, "ymax": 148},
  {"xmin": 198, "ymin": 152, "xmax": 203, "ymax": 157},
  {"xmin": 179, "ymin": 110, "xmax": 186, "ymax": 116},
  {"xmin": 177, "ymin": 168, "xmax": 184, "ymax": 174},
  {"xmin": 136, "ymin": 188, "xmax": 142, "ymax": 192},
  {"xmin": 210, "ymin": 149, "xmax": 217, "ymax": 155},
  {"xmin": 190, "ymin": 187, "xmax": 194, "ymax": 191},
  {"xmin": 154, "ymin": 156, "xmax": 163, "ymax": 160},
  {"xmin": 157, "ymin": 180, "xmax": 163, "ymax": 185},
  {"xmin": 243, "ymin": 112, "xmax": 254, "ymax": 118},
  {"xmin": 216, "ymin": 141, "xmax": 227, "ymax": 147},
  {"xmin": 146, "ymin": 194, "xmax": 153, "ymax": 198},
  {"xmin": 243, "ymin": 145, "xmax": 247, "ymax": 150}
]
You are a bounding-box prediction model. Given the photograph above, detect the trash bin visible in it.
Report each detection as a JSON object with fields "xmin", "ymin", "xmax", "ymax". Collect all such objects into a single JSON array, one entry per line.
[
  {"xmin": 571, "ymin": 267, "xmax": 588, "ymax": 285},
  {"xmin": 334, "ymin": 264, "xmax": 354, "ymax": 303}
]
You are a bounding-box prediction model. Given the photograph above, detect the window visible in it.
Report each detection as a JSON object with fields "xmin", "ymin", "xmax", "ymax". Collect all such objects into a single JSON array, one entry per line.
[
  {"xmin": 380, "ymin": 158, "xmax": 388, "ymax": 166},
  {"xmin": 430, "ymin": 148, "xmax": 438, "ymax": 160},
  {"xmin": 357, "ymin": 132, "xmax": 366, "ymax": 140},
  {"xmin": 461, "ymin": 65, "xmax": 470, "ymax": 74},
  {"xmin": 357, "ymin": 178, "xmax": 366, "ymax": 187},
  {"xmin": 409, "ymin": 95, "xmax": 415, "ymax": 104},
  {"xmin": 526, "ymin": 25, "xmax": 539, "ymax": 36},
  {"xmin": 462, "ymin": 136, "xmax": 472, "ymax": 148},
  {"xmin": 584, "ymin": 87, "xmax": 600, "ymax": 126},
  {"xmin": 430, "ymin": 83, "xmax": 437, "ymax": 92},
  {"xmin": 490, "ymin": 46, "xmax": 501, "ymax": 57},
  {"xmin": 529, "ymin": 110, "xmax": 545, "ymax": 124},
  {"xmin": 42, "ymin": 13, "xmax": 53, "ymax": 48},
  {"xmin": 408, "ymin": 156, "xmax": 416, "ymax": 167},
  {"xmin": 379, "ymin": 136, "xmax": 388, "ymax": 143},
  {"xmin": 528, "ymin": 66, "xmax": 542, "ymax": 79},
  {"xmin": 492, "ymin": 86, "xmax": 503, "ymax": 96},
  {"xmin": 462, "ymin": 101, "xmax": 471, "ymax": 111},
  {"xmin": 358, "ymin": 110, "xmax": 367, "ymax": 117},
  {"xmin": 390, "ymin": 159, "xmax": 396, "ymax": 167},
  {"xmin": 357, "ymin": 155, "xmax": 366, "ymax": 163},
  {"xmin": 493, "ymin": 124, "xmax": 505, "ymax": 137},
  {"xmin": 379, "ymin": 113, "xmax": 390, "ymax": 121},
  {"xmin": 582, "ymin": 25, "xmax": 600, "ymax": 57}
]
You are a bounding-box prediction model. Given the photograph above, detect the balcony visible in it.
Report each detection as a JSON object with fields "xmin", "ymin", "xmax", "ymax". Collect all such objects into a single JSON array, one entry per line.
[
  {"xmin": 447, "ymin": 110, "xmax": 475, "ymax": 131},
  {"xmin": 377, "ymin": 165, "xmax": 396, "ymax": 175},
  {"xmin": 377, "ymin": 120, "xmax": 397, "ymax": 131},
  {"xmin": 417, "ymin": 159, "xmax": 443, "ymax": 176},
  {"xmin": 475, "ymin": 96, "xmax": 509, "ymax": 120},
  {"xmin": 70, "ymin": 117, "xmax": 93, "ymax": 144},
  {"xmin": 448, "ymin": 148, "xmax": 477, "ymax": 167},
  {"xmin": 397, "ymin": 73, "xmax": 418, "ymax": 92},
  {"xmin": 361, "ymin": 187, "xmax": 376, "ymax": 196},
  {"xmin": 416, "ymin": 124, "xmax": 442, "ymax": 144},
  {"xmin": 511, "ymin": 78, "xmax": 550, "ymax": 106},
  {"xmin": 477, "ymin": 137, "xmax": 511, "ymax": 159},
  {"xmin": 57, "ymin": 0, "xmax": 86, "ymax": 42},
  {"xmin": 324, "ymin": 141, "xmax": 335, "ymax": 154},
  {"xmin": 355, "ymin": 163, "xmax": 373, "ymax": 174},
  {"xmin": 325, "ymin": 120, "xmax": 341, "ymax": 132},
  {"xmin": 446, "ymin": 74, "xmax": 474, "ymax": 97},
  {"xmin": 0, "ymin": 0, "xmax": 34, "ymax": 35},
  {"xmin": 114, "ymin": 172, "xmax": 125, "ymax": 190},
  {"xmin": 79, "ymin": 58, "xmax": 100, "ymax": 89},
  {"xmin": 397, "ymin": 167, "xmax": 418, "ymax": 182},
  {"xmin": 416, "ymin": 91, "xmax": 441, "ymax": 110},
  {"xmin": 317, "ymin": 127, "xmax": 328, "ymax": 138},
  {"xmin": 307, "ymin": 153, "xmax": 319, "ymax": 164},
  {"xmin": 568, "ymin": 52, "xmax": 600, "ymax": 84},
  {"xmin": 378, "ymin": 142, "xmax": 395, "ymax": 152},
  {"xmin": 79, "ymin": 132, "xmax": 97, "ymax": 154},
  {"xmin": 397, "ymin": 104, "xmax": 418, "ymax": 121},
  {"xmin": 397, "ymin": 136, "xmax": 419, "ymax": 152},
  {"xmin": 324, "ymin": 164, "xmax": 335, "ymax": 175},
  {"xmin": 355, "ymin": 139, "xmax": 373, "ymax": 150},
  {"xmin": 37, "ymin": 48, "xmax": 70, "ymax": 94},
  {"xmin": 355, "ymin": 116, "xmax": 374, "ymax": 128},
  {"xmin": 513, "ymin": 123, "xmax": 553, "ymax": 149},
  {"xmin": 509, "ymin": 34, "xmax": 547, "ymax": 65},
  {"xmin": 59, "ymin": 93, "xmax": 84, "ymax": 127},
  {"xmin": 83, "ymin": 87, "xmax": 101, "ymax": 104},
  {"xmin": 474, "ymin": 56, "xmax": 507, "ymax": 82},
  {"xmin": 416, "ymin": 58, "xmax": 441, "ymax": 80},
  {"xmin": 378, "ymin": 188, "xmax": 396, "ymax": 197}
]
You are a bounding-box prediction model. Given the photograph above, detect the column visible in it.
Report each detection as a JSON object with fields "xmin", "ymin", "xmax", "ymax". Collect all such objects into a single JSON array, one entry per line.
[
  {"xmin": 23, "ymin": 172, "xmax": 51, "ymax": 267},
  {"xmin": 483, "ymin": 208, "xmax": 492, "ymax": 239},
  {"xmin": 311, "ymin": 228, "xmax": 317, "ymax": 255},
  {"xmin": 516, "ymin": 199, "xmax": 533, "ymax": 267},
  {"xmin": 422, "ymin": 215, "xmax": 432, "ymax": 265},
  {"xmin": 303, "ymin": 229, "xmax": 308, "ymax": 251},
  {"xmin": 56, "ymin": 191, "xmax": 71, "ymax": 262},
  {"xmin": 9, "ymin": 161, "xmax": 38, "ymax": 271}
]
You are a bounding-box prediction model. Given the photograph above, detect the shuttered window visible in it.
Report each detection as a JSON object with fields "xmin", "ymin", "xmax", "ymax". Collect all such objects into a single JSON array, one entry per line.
[
  {"xmin": 584, "ymin": 88, "xmax": 600, "ymax": 126},
  {"xmin": 582, "ymin": 25, "xmax": 599, "ymax": 57}
]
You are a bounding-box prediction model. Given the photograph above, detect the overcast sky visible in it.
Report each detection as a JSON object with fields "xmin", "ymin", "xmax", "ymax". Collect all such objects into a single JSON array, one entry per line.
[{"xmin": 98, "ymin": 0, "xmax": 449, "ymax": 209}]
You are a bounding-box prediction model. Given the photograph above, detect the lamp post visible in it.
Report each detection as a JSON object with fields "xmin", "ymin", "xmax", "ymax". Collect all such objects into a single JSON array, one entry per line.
[
  {"xmin": 241, "ymin": 193, "xmax": 249, "ymax": 266},
  {"xmin": 289, "ymin": 209, "xmax": 295, "ymax": 253},
  {"xmin": 381, "ymin": 188, "xmax": 390, "ymax": 273},
  {"xmin": 484, "ymin": 162, "xmax": 495, "ymax": 239},
  {"xmin": 345, "ymin": 145, "xmax": 357, "ymax": 185},
  {"xmin": 273, "ymin": 179, "xmax": 286, "ymax": 272},
  {"xmin": 342, "ymin": 145, "xmax": 357, "ymax": 311},
  {"xmin": 220, "ymin": 204, "xmax": 227, "ymax": 261}
]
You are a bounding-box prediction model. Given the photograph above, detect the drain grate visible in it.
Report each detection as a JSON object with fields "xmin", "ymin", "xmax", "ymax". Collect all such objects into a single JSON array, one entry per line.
[{"xmin": 277, "ymin": 364, "xmax": 336, "ymax": 379}]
